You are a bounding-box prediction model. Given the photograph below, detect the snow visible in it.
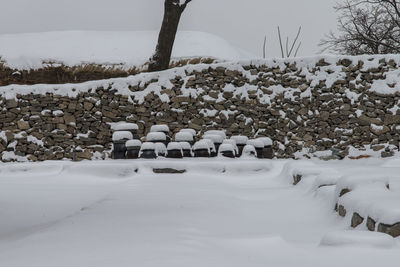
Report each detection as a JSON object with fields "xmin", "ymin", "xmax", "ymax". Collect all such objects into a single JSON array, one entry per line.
[
  {"xmin": 202, "ymin": 138, "xmax": 217, "ymax": 152},
  {"xmin": 241, "ymin": 145, "xmax": 257, "ymax": 158},
  {"xmin": 218, "ymin": 143, "xmax": 235, "ymax": 153},
  {"xmin": 179, "ymin": 142, "xmax": 192, "ymax": 150},
  {"xmin": 193, "ymin": 140, "xmax": 210, "ymax": 151},
  {"xmin": 150, "ymin": 124, "xmax": 170, "ymax": 133},
  {"xmin": 204, "ymin": 130, "xmax": 226, "ymax": 140},
  {"xmin": 112, "ymin": 131, "xmax": 133, "ymax": 142},
  {"xmin": 247, "ymin": 139, "xmax": 264, "ymax": 149},
  {"xmin": 0, "ymin": 31, "xmax": 253, "ymax": 70},
  {"xmin": 155, "ymin": 143, "xmax": 167, "ymax": 156},
  {"xmin": 0, "ymin": 159, "xmax": 399, "ymax": 267},
  {"xmin": 320, "ymin": 230, "xmax": 396, "ymax": 248},
  {"xmin": 179, "ymin": 129, "xmax": 197, "ymax": 136},
  {"xmin": 203, "ymin": 134, "xmax": 224, "ymax": 144},
  {"xmin": 174, "ymin": 132, "xmax": 194, "ymax": 142},
  {"xmin": 222, "ymin": 139, "xmax": 239, "ymax": 153},
  {"xmin": 257, "ymin": 137, "xmax": 273, "ymax": 146},
  {"xmin": 231, "ymin": 135, "xmax": 249, "ymax": 145},
  {"xmin": 125, "ymin": 140, "xmax": 142, "ymax": 148},
  {"xmin": 110, "ymin": 122, "xmax": 139, "ymax": 131},
  {"xmin": 167, "ymin": 142, "xmax": 182, "ymax": 151},
  {"xmin": 146, "ymin": 132, "xmax": 167, "ymax": 142},
  {"xmin": 139, "ymin": 142, "xmax": 155, "ymax": 151}
]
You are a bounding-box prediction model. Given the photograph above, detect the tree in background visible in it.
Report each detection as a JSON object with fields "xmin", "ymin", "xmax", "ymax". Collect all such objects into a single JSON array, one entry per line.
[
  {"xmin": 148, "ymin": 0, "xmax": 192, "ymax": 72},
  {"xmin": 320, "ymin": 0, "xmax": 400, "ymax": 55}
]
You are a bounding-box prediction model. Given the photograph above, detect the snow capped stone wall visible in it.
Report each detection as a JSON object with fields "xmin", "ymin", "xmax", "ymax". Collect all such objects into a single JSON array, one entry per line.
[{"xmin": 1, "ymin": 55, "xmax": 400, "ymax": 162}]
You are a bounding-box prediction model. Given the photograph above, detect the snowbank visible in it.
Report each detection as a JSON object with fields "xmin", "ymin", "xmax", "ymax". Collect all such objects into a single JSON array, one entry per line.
[{"xmin": 320, "ymin": 230, "xmax": 395, "ymax": 248}]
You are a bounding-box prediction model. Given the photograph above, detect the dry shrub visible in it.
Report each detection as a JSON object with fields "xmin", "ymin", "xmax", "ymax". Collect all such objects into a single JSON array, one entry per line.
[{"xmin": 0, "ymin": 57, "xmax": 217, "ymax": 86}]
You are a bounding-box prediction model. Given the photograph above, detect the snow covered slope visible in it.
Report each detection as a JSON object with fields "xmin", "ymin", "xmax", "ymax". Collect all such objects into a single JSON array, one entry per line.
[{"xmin": 0, "ymin": 31, "xmax": 255, "ymax": 69}]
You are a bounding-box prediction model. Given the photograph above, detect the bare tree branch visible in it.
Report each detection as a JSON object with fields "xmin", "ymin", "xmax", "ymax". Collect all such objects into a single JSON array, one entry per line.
[{"xmin": 320, "ymin": 0, "xmax": 400, "ymax": 55}]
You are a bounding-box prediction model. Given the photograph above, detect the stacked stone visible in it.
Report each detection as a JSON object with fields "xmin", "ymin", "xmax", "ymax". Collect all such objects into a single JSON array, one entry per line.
[{"xmin": 1, "ymin": 57, "xmax": 400, "ymax": 161}]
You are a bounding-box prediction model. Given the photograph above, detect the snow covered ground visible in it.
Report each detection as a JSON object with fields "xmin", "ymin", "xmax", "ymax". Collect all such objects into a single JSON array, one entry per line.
[
  {"xmin": 0, "ymin": 158, "xmax": 399, "ymax": 267},
  {"xmin": 0, "ymin": 31, "xmax": 254, "ymax": 69}
]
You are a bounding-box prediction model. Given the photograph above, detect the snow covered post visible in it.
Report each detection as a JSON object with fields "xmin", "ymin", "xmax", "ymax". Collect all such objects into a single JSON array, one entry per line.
[{"xmin": 148, "ymin": 0, "xmax": 192, "ymax": 72}]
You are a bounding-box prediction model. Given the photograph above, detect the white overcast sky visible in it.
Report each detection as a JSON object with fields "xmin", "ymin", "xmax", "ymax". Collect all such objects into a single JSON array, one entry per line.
[{"xmin": 0, "ymin": 0, "xmax": 339, "ymax": 57}]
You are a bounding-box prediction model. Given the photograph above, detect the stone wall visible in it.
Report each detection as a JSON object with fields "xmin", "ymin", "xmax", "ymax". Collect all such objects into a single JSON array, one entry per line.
[{"xmin": 1, "ymin": 55, "xmax": 400, "ymax": 162}]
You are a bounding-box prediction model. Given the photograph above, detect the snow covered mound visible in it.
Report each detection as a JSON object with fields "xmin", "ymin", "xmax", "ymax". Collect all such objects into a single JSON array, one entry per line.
[
  {"xmin": 0, "ymin": 31, "xmax": 254, "ymax": 70},
  {"xmin": 320, "ymin": 230, "xmax": 395, "ymax": 248}
]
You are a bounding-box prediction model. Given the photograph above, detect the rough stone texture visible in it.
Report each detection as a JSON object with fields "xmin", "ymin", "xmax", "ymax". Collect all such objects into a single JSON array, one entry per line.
[
  {"xmin": 293, "ymin": 174, "xmax": 302, "ymax": 185},
  {"xmin": 351, "ymin": 212, "xmax": 364, "ymax": 228},
  {"xmin": 338, "ymin": 205, "xmax": 347, "ymax": 217},
  {"xmin": 367, "ymin": 217, "xmax": 376, "ymax": 231},
  {"xmin": 152, "ymin": 168, "xmax": 186, "ymax": 174},
  {"xmin": 378, "ymin": 222, "xmax": 400, "ymax": 238},
  {"xmin": 1, "ymin": 57, "xmax": 400, "ymax": 162}
]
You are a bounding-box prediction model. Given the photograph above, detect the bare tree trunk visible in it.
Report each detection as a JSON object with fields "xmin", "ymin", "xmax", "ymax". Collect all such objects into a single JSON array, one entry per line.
[{"xmin": 148, "ymin": 0, "xmax": 190, "ymax": 72}]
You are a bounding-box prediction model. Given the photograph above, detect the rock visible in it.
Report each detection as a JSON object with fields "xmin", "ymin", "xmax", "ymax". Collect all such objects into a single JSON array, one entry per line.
[
  {"xmin": 384, "ymin": 114, "xmax": 400, "ymax": 125},
  {"xmin": 382, "ymin": 151, "xmax": 395, "ymax": 158},
  {"xmin": 84, "ymin": 102, "xmax": 94, "ymax": 111},
  {"xmin": 338, "ymin": 205, "xmax": 346, "ymax": 217},
  {"xmin": 372, "ymin": 145, "xmax": 385, "ymax": 152},
  {"xmin": 358, "ymin": 115, "xmax": 383, "ymax": 126},
  {"xmin": 188, "ymin": 122, "xmax": 202, "ymax": 131},
  {"xmin": 17, "ymin": 121, "xmax": 30, "ymax": 130},
  {"xmin": 6, "ymin": 99, "xmax": 18, "ymax": 108},
  {"xmin": 293, "ymin": 174, "xmax": 302, "ymax": 185},
  {"xmin": 320, "ymin": 111, "xmax": 330, "ymax": 121},
  {"xmin": 378, "ymin": 222, "xmax": 400, "ymax": 238},
  {"xmin": 367, "ymin": 217, "xmax": 376, "ymax": 231},
  {"xmin": 64, "ymin": 114, "xmax": 76, "ymax": 125},
  {"xmin": 370, "ymin": 125, "xmax": 390, "ymax": 135},
  {"xmin": 339, "ymin": 58, "xmax": 352, "ymax": 67},
  {"xmin": 351, "ymin": 212, "xmax": 364, "ymax": 228},
  {"xmin": 153, "ymin": 168, "xmax": 186, "ymax": 174},
  {"xmin": 76, "ymin": 150, "xmax": 93, "ymax": 160}
]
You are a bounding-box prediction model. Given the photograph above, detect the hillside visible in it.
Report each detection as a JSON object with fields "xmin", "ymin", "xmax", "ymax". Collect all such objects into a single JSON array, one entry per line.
[{"xmin": 0, "ymin": 30, "xmax": 254, "ymax": 70}]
